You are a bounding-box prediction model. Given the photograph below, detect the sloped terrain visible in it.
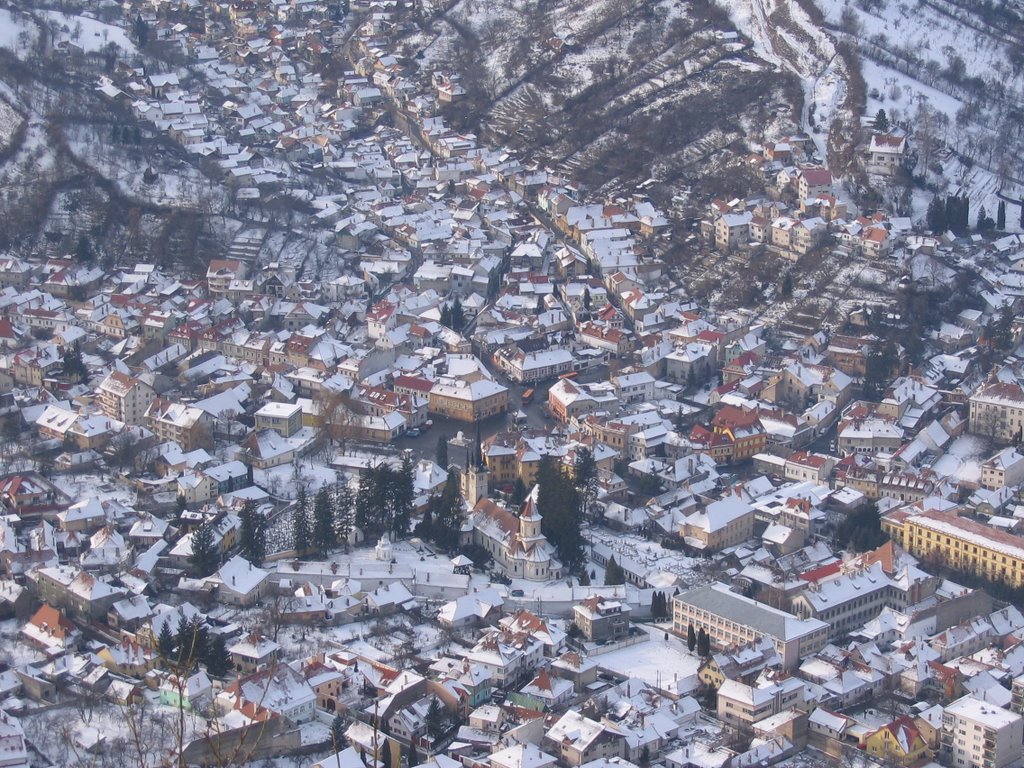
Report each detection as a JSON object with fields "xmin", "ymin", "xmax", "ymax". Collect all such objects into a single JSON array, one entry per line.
[
  {"xmin": 412, "ymin": 0, "xmax": 801, "ymax": 200},
  {"xmin": 817, "ymin": 0, "xmax": 1024, "ymax": 218}
]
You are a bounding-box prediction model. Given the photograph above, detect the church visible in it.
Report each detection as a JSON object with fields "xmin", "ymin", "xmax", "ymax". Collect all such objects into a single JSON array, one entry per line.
[{"xmin": 463, "ymin": 486, "xmax": 563, "ymax": 582}]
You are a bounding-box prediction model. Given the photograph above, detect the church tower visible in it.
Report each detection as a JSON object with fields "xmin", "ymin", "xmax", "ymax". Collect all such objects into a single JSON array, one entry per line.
[{"xmin": 459, "ymin": 424, "xmax": 489, "ymax": 503}]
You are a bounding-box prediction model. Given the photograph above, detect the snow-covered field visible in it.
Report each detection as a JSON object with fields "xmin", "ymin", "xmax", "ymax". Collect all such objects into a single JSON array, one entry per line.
[
  {"xmin": 596, "ymin": 627, "xmax": 702, "ymax": 690},
  {"xmin": 38, "ymin": 9, "xmax": 137, "ymax": 55},
  {"xmin": 0, "ymin": 8, "xmax": 37, "ymax": 56}
]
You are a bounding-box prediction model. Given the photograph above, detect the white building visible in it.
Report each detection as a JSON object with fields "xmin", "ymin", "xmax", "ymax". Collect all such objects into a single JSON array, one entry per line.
[
  {"xmin": 941, "ymin": 695, "xmax": 1024, "ymax": 768},
  {"xmin": 465, "ymin": 488, "xmax": 562, "ymax": 581}
]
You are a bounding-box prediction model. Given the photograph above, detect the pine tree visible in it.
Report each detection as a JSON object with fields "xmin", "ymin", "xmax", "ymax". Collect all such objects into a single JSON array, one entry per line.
[
  {"xmin": 426, "ymin": 698, "xmax": 446, "ymax": 741},
  {"xmin": 687, "ymin": 623, "xmax": 696, "ymax": 652},
  {"xmin": 781, "ymin": 272, "xmax": 793, "ymax": 298},
  {"xmin": 407, "ymin": 740, "xmax": 419, "ymax": 768},
  {"xmin": 537, "ymin": 456, "xmax": 585, "ymax": 571},
  {"xmin": 158, "ymin": 619, "xmax": 176, "ymax": 660},
  {"xmin": 203, "ymin": 633, "xmax": 232, "ymax": 677},
  {"xmin": 75, "ymin": 234, "xmax": 94, "ymax": 263},
  {"xmin": 62, "ymin": 342, "xmax": 87, "ymax": 383},
  {"xmin": 312, "ymin": 487, "xmax": 337, "ymax": 556},
  {"xmin": 605, "ymin": 555, "xmax": 624, "ymax": 586},
  {"xmin": 578, "ymin": 570, "xmax": 591, "ymax": 586},
  {"xmin": 1019, "ymin": 203, "xmax": 1024, "ymax": 229},
  {"xmin": 998, "ymin": 200, "xmax": 1007, "ymax": 230},
  {"xmin": 639, "ymin": 745, "xmax": 651, "ymax": 768},
  {"xmin": 873, "ymin": 108, "xmax": 889, "ymax": 133},
  {"xmin": 330, "ymin": 714, "xmax": 346, "ymax": 751},
  {"xmin": 511, "ymin": 477, "xmax": 527, "ymax": 506},
  {"xmin": 356, "ymin": 465, "xmax": 378, "ymax": 537},
  {"xmin": 189, "ymin": 522, "xmax": 218, "ymax": 577},
  {"xmin": 334, "ymin": 481, "xmax": 354, "ymax": 551},
  {"xmin": 574, "ymin": 447, "xmax": 599, "ymax": 522},
  {"xmin": 428, "ymin": 469, "xmax": 463, "ymax": 550},
  {"xmin": 239, "ymin": 500, "xmax": 266, "ymax": 564},
  {"xmin": 440, "ymin": 304, "xmax": 452, "ymax": 328},
  {"xmin": 697, "ymin": 627, "xmax": 710, "ymax": 657},
  {"xmin": 435, "ymin": 435, "xmax": 448, "ymax": 467},
  {"xmin": 391, "ymin": 453, "xmax": 414, "ymax": 538},
  {"xmin": 381, "ymin": 739, "xmax": 393, "ymax": 768},
  {"xmin": 451, "ymin": 297, "xmax": 465, "ymax": 331},
  {"xmin": 582, "ymin": 288, "xmax": 592, "ymax": 310},
  {"xmin": 292, "ymin": 487, "xmax": 310, "ymax": 554},
  {"xmin": 177, "ymin": 616, "xmax": 208, "ymax": 671}
]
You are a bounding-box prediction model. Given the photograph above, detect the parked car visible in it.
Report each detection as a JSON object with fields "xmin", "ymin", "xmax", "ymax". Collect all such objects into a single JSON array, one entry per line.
[{"xmin": 406, "ymin": 428, "xmax": 421, "ymax": 438}]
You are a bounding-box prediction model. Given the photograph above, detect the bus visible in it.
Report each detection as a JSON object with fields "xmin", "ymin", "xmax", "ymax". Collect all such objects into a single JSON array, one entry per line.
[{"xmin": 521, "ymin": 388, "xmax": 535, "ymax": 404}]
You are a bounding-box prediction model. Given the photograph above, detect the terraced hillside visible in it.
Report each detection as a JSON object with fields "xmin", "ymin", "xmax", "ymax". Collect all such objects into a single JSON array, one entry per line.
[{"xmin": 411, "ymin": 0, "xmax": 802, "ymax": 200}]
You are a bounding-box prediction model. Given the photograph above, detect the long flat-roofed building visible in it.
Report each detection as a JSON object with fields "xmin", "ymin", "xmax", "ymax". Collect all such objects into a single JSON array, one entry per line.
[{"xmin": 672, "ymin": 582, "xmax": 828, "ymax": 671}]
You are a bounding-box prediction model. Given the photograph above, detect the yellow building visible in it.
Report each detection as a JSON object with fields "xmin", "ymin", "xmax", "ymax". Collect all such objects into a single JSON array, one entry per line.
[
  {"xmin": 863, "ymin": 718, "xmax": 929, "ymax": 766},
  {"xmin": 882, "ymin": 507, "xmax": 1024, "ymax": 587},
  {"xmin": 97, "ymin": 640, "xmax": 160, "ymax": 677},
  {"xmin": 428, "ymin": 378, "xmax": 509, "ymax": 423}
]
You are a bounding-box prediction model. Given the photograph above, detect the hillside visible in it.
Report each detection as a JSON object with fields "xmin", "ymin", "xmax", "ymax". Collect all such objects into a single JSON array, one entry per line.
[
  {"xmin": 407, "ymin": 0, "xmax": 803, "ymax": 203},
  {"xmin": 816, "ymin": 0, "xmax": 1024, "ymax": 224}
]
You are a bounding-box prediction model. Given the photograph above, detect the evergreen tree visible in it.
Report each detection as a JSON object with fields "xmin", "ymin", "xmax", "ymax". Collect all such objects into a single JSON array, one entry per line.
[
  {"xmin": 355, "ymin": 466, "xmax": 377, "ymax": 535},
  {"xmin": 998, "ymin": 200, "xmax": 1007, "ymax": 230},
  {"xmin": 977, "ymin": 205, "xmax": 993, "ymax": 231},
  {"xmin": 415, "ymin": 501, "xmax": 434, "ymax": 540},
  {"xmin": 425, "ymin": 698, "xmax": 447, "ymax": 741},
  {"xmin": 578, "ymin": 569, "xmax": 591, "ymax": 586},
  {"xmin": 62, "ymin": 342, "xmax": 88, "ymax": 383},
  {"xmin": 312, "ymin": 487, "xmax": 337, "ymax": 556},
  {"xmin": 158, "ymin": 619, "xmax": 176, "ymax": 660},
  {"xmin": 176, "ymin": 616, "xmax": 208, "ymax": 671},
  {"xmin": 537, "ymin": 456, "xmax": 585, "ymax": 571},
  {"xmin": 574, "ymin": 446, "xmax": 599, "ymax": 522},
  {"xmin": 873, "ymin": 108, "xmax": 889, "ymax": 133},
  {"xmin": 407, "ymin": 741, "xmax": 419, "ymax": 768},
  {"xmin": 391, "ymin": 453, "xmax": 414, "ymax": 538},
  {"xmin": 133, "ymin": 13, "xmax": 149, "ymax": 47},
  {"xmin": 239, "ymin": 500, "xmax": 266, "ymax": 564},
  {"xmin": 75, "ymin": 234, "xmax": 94, "ymax": 263},
  {"xmin": 176, "ymin": 494, "xmax": 188, "ymax": 517},
  {"xmin": 582, "ymin": 288, "xmax": 592, "ymax": 310},
  {"xmin": 334, "ymin": 481, "xmax": 354, "ymax": 551},
  {"xmin": 604, "ymin": 555, "xmax": 625, "ymax": 585},
  {"xmin": 697, "ymin": 627, "xmax": 710, "ymax": 657},
  {"xmin": 330, "ymin": 714, "xmax": 347, "ymax": 751},
  {"xmin": 203, "ymin": 633, "xmax": 231, "ymax": 677},
  {"xmin": 440, "ymin": 304, "xmax": 452, "ymax": 328},
  {"xmin": 1019, "ymin": 203, "xmax": 1024, "ymax": 229},
  {"xmin": 432, "ymin": 468, "xmax": 464, "ymax": 550},
  {"xmin": 189, "ymin": 522, "xmax": 218, "ymax": 577},
  {"xmin": 511, "ymin": 477, "xmax": 528, "ymax": 506},
  {"xmin": 687, "ymin": 623, "xmax": 696, "ymax": 652},
  {"xmin": 292, "ymin": 487, "xmax": 310, "ymax": 554},
  {"xmin": 435, "ymin": 435, "xmax": 448, "ymax": 467},
  {"xmin": 639, "ymin": 745, "xmax": 651, "ymax": 768},
  {"xmin": 381, "ymin": 739, "xmax": 393, "ymax": 768},
  {"xmin": 781, "ymin": 272, "xmax": 793, "ymax": 298},
  {"xmin": 451, "ymin": 297, "xmax": 465, "ymax": 331}
]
